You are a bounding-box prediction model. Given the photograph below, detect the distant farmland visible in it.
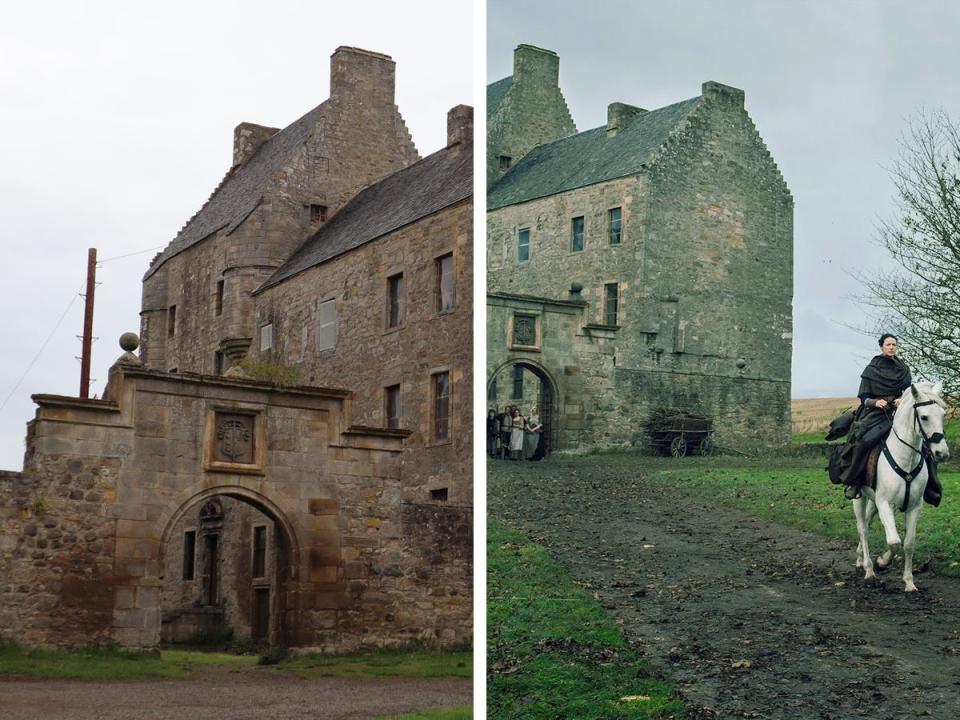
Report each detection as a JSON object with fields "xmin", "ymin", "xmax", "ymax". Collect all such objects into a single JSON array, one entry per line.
[{"xmin": 791, "ymin": 397, "xmax": 857, "ymax": 437}]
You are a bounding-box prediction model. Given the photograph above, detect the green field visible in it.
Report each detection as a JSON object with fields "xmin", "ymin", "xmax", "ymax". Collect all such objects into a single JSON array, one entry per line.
[{"xmin": 488, "ymin": 522, "xmax": 683, "ymax": 720}]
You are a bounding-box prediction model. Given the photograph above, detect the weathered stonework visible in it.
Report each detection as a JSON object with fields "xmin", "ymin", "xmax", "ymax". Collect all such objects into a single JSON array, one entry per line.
[
  {"xmin": 487, "ymin": 47, "xmax": 793, "ymax": 452},
  {"xmin": 0, "ymin": 361, "xmax": 470, "ymax": 650}
]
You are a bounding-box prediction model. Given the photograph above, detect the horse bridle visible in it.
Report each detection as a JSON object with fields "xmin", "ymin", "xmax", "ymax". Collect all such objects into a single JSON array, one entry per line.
[{"xmin": 885, "ymin": 398, "xmax": 943, "ymax": 511}]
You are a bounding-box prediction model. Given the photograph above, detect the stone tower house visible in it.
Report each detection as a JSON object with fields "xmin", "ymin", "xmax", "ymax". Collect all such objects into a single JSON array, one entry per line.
[{"xmin": 487, "ymin": 44, "xmax": 793, "ymax": 453}]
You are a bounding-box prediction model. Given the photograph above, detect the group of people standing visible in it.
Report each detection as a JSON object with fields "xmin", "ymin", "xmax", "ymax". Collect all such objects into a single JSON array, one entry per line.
[{"xmin": 487, "ymin": 405, "xmax": 545, "ymax": 461}]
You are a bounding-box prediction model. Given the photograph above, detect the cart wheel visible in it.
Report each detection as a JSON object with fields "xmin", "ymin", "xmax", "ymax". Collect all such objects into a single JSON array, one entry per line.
[
  {"xmin": 670, "ymin": 436, "xmax": 687, "ymax": 458},
  {"xmin": 699, "ymin": 435, "xmax": 712, "ymax": 456}
]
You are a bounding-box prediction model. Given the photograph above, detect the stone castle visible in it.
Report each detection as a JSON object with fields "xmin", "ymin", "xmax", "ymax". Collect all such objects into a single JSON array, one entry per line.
[
  {"xmin": 1, "ymin": 47, "xmax": 473, "ymax": 651},
  {"xmin": 486, "ymin": 44, "xmax": 793, "ymax": 454}
]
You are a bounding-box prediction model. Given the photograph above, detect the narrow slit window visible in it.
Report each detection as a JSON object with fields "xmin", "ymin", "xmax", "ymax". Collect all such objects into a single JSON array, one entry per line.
[
  {"xmin": 605, "ymin": 282, "xmax": 619, "ymax": 326},
  {"xmin": 318, "ymin": 299, "xmax": 337, "ymax": 351},
  {"xmin": 571, "ymin": 216, "xmax": 585, "ymax": 252},
  {"xmin": 252, "ymin": 526, "xmax": 266, "ymax": 578},
  {"xmin": 385, "ymin": 384, "xmax": 401, "ymax": 430},
  {"xmin": 517, "ymin": 227, "xmax": 530, "ymax": 263},
  {"xmin": 608, "ymin": 207, "xmax": 622, "ymax": 245},
  {"xmin": 260, "ymin": 323, "xmax": 273, "ymax": 351},
  {"xmin": 433, "ymin": 372, "xmax": 450, "ymax": 441},
  {"xmin": 387, "ymin": 273, "xmax": 404, "ymax": 328},
  {"xmin": 215, "ymin": 280, "xmax": 224, "ymax": 316},
  {"xmin": 182, "ymin": 530, "xmax": 196, "ymax": 580},
  {"xmin": 168, "ymin": 305, "xmax": 177, "ymax": 338},
  {"xmin": 436, "ymin": 254, "xmax": 454, "ymax": 313}
]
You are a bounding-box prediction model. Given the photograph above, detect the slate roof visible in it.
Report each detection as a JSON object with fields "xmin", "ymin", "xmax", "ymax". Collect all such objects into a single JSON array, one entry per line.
[
  {"xmin": 487, "ymin": 76, "xmax": 511, "ymax": 119},
  {"xmin": 257, "ymin": 142, "xmax": 472, "ymax": 293},
  {"xmin": 144, "ymin": 102, "xmax": 327, "ymax": 279},
  {"xmin": 487, "ymin": 95, "xmax": 701, "ymax": 210}
]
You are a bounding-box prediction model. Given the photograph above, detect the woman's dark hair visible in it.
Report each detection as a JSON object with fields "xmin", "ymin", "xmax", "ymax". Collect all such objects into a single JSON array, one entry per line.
[{"xmin": 878, "ymin": 333, "xmax": 897, "ymax": 347}]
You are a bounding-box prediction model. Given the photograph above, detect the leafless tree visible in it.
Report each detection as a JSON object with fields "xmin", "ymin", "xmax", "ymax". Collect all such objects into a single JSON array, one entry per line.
[{"xmin": 860, "ymin": 109, "xmax": 960, "ymax": 399}]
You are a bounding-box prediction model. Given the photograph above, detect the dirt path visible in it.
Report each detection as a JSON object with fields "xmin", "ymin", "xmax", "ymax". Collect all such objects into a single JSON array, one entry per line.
[
  {"xmin": 0, "ymin": 675, "xmax": 472, "ymax": 720},
  {"xmin": 489, "ymin": 456, "xmax": 960, "ymax": 719}
]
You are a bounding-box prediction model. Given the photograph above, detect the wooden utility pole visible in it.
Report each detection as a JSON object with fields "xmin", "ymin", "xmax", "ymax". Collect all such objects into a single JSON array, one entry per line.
[{"xmin": 79, "ymin": 248, "xmax": 97, "ymax": 398}]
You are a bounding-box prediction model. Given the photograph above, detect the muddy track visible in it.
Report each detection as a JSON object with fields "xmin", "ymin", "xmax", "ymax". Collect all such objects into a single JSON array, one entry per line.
[{"xmin": 488, "ymin": 457, "xmax": 960, "ymax": 719}]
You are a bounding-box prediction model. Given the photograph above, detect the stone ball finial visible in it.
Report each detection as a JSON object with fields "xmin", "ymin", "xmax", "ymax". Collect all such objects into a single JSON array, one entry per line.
[
  {"xmin": 119, "ymin": 333, "xmax": 140, "ymax": 352},
  {"xmin": 735, "ymin": 357, "xmax": 747, "ymax": 370}
]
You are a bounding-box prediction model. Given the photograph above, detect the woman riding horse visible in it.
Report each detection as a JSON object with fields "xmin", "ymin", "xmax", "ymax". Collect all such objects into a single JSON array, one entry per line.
[{"xmin": 838, "ymin": 334, "xmax": 912, "ymax": 499}]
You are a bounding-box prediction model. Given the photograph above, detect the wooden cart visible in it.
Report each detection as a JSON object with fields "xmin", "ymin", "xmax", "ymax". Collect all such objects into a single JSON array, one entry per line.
[{"xmin": 645, "ymin": 410, "xmax": 714, "ymax": 457}]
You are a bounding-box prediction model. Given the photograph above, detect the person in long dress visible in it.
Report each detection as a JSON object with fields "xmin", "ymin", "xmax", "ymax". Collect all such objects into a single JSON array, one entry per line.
[
  {"xmin": 524, "ymin": 406, "xmax": 543, "ymax": 460},
  {"xmin": 509, "ymin": 406, "xmax": 526, "ymax": 460}
]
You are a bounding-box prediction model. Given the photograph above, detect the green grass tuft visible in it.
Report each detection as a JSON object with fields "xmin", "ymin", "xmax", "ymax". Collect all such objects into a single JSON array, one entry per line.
[
  {"xmin": 488, "ymin": 523, "xmax": 684, "ymax": 719},
  {"xmin": 277, "ymin": 648, "xmax": 471, "ymax": 679},
  {"xmin": 374, "ymin": 707, "xmax": 472, "ymax": 720}
]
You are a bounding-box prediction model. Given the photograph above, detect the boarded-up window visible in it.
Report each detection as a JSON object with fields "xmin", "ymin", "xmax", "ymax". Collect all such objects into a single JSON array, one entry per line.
[
  {"xmin": 252, "ymin": 526, "xmax": 266, "ymax": 578},
  {"xmin": 436, "ymin": 254, "xmax": 454, "ymax": 313},
  {"xmin": 433, "ymin": 372, "xmax": 450, "ymax": 441},
  {"xmin": 387, "ymin": 273, "xmax": 404, "ymax": 328},
  {"xmin": 385, "ymin": 384, "xmax": 401, "ymax": 429},
  {"xmin": 318, "ymin": 299, "xmax": 337, "ymax": 351}
]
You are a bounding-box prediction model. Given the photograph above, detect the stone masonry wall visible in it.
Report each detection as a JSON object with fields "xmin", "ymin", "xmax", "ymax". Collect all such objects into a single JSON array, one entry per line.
[{"xmin": 250, "ymin": 198, "xmax": 474, "ymax": 506}]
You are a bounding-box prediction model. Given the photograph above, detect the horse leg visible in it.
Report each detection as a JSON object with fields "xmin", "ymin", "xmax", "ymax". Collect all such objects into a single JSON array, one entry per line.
[
  {"xmin": 852, "ymin": 497, "xmax": 875, "ymax": 580},
  {"xmin": 902, "ymin": 505, "xmax": 921, "ymax": 592}
]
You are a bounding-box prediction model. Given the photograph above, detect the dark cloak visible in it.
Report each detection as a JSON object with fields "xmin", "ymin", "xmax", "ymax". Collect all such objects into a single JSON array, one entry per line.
[{"xmin": 858, "ymin": 354, "xmax": 912, "ymax": 401}]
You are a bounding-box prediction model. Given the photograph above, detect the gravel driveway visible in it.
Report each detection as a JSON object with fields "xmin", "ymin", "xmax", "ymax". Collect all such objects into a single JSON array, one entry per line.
[{"xmin": 0, "ymin": 675, "xmax": 472, "ymax": 720}]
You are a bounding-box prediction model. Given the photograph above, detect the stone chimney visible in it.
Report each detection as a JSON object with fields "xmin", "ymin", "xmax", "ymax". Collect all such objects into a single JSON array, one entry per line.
[
  {"xmin": 330, "ymin": 46, "xmax": 396, "ymax": 105},
  {"xmin": 233, "ymin": 122, "xmax": 279, "ymax": 167},
  {"xmin": 513, "ymin": 44, "xmax": 560, "ymax": 87},
  {"xmin": 606, "ymin": 103, "xmax": 646, "ymax": 138},
  {"xmin": 702, "ymin": 81, "xmax": 745, "ymax": 108},
  {"xmin": 447, "ymin": 104, "xmax": 473, "ymax": 154}
]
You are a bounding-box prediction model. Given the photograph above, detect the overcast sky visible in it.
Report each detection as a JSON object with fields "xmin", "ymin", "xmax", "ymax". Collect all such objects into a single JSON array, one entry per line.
[
  {"xmin": 488, "ymin": 0, "xmax": 960, "ymax": 400},
  {"xmin": 0, "ymin": 0, "xmax": 472, "ymax": 471}
]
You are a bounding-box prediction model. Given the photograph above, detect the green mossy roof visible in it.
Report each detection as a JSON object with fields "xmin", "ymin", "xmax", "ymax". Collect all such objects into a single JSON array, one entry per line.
[{"xmin": 487, "ymin": 96, "xmax": 701, "ymax": 210}]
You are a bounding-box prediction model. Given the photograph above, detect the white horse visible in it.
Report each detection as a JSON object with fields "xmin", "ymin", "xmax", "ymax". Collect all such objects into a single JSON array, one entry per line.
[{"xmin": 852, "ymin": 381, "xmax": 951, "ymax": 592}]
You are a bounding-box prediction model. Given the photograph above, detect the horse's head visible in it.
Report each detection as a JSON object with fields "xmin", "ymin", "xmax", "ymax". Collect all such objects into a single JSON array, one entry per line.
[{"xmin": 907, "ymin": 381, "xmax": 951, "ymax": 463}]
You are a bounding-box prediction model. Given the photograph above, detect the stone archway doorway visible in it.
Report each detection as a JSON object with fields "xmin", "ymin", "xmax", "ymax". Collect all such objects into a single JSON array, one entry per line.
[
  {"xmin": 158, "ymin": 488, "xmax": 298, "ymax": 649},
  {"xmin": 487, "ymin": 359, "xmax": 558, "ymax": 459}
]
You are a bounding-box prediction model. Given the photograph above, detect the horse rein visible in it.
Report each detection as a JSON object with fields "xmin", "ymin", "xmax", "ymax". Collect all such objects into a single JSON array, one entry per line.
[{"xmin": 884, "ymin": 399, "xmax": 940, "ymax": 511}]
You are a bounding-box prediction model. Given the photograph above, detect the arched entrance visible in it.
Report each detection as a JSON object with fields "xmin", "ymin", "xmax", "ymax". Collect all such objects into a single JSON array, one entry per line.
[
  {"xmin": 158, "ymin": 487, "xmax": 299, "ymax": 649},
  {"xmin": 487, "ymin": 359, "xmax": 559, "ymax": 458}
]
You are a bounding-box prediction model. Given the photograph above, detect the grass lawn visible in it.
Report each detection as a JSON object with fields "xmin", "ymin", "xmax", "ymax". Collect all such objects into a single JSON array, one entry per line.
[
  {"xmin": 648, "ymin": 462, "xmax": 960, "ymax": 573},
  {"xmin": 488, "ymin": 522, "xmax": 683, "ymax": 720},
  {"xmin": 0, "ymin": 644, "xmax": 471, "ymax": 682},
  {"xmin": 374, "ymin": 708, "xmax": 472, "ymax": 720}
]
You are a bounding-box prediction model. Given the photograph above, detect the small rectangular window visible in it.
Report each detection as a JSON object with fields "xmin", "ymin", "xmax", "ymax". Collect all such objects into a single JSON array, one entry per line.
[
  {"xmin": 387, "ymin": 273, "xmax": 404, "ymax": 328},
  {"xmin": 182, "ymin": 530, "xmax": 196, "ymax": 580},
  {"xmin": 499, "ymin": 156, "xmax": 512, "ymax": 170},
  {"xmin": 168, "ymin": 305, "xmax": 177, "ymax": 338},
  {"xmin": 517, "ymin": 227, "xmax": 530, "ymax": 263},
  {"xmin": 436, "ymin": 254, "xmax": 454, "ymax": 313},
  {"xmin": 608, "ymin": 207, "xmax": 622, "ymax": 245},
  {"xmin": 430, "ymin": 488, "xmax": 449, "ymax": 502},
  {"xmin": 260, "ymin": 323, "xmax": 273, "ymax": 351},
  {"xmin": 385, "ymin": 384, "xmax": 401, "ymax": 430},
  {"xmin": 318, "ymin": 299, "xmax": 337, "ymax": 351},
  {"xmin": 252, "ymin": 526, "xmax": 266, "ymax": 578},
  {"xmin": 433, "ymin": 372, "xmax": 450, "ymax": 441},
  {"xmin": 310, "ymin": 204, "xmax": 328, "ymax": 222},
  {"xmin": 512, "ymin": 364, "xmax": 524, "ymax": 400},
  {"xmin": 571, "ymin": 216, "xmax": 585, "ymax": 252},
  {"xmin": 215, "ymin": 280, "xmax": 224, "ymax": 316},
  {"xmin": 605, "ymin": 283, "xmax": 619, "ymax": 326},
  {"xmin": 213, "ymin": 351, "xmax": 224, "ymax": 376}
]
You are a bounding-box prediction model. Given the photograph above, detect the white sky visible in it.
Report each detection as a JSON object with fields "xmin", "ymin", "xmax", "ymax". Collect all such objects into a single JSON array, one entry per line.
[
  {"xmin": 0, "ymin": 0, "xmax": 472, "ymax": 471},
  {"xmin": 488, "ymin": 0, "xmax": 960, "ymax": 401}
]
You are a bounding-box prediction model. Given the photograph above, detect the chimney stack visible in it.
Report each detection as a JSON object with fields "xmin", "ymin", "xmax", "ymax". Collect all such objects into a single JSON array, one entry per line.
[
  {"xmin": 447, "ymin": 104, "xmax": 473, "ymax": 154},
  {"xmin": 513, "ymin": 44, "xmax": 560, "ymax": 87},
  {"xmin": 606, "ymin": 103, "xmax": 646, "ymax": 138},
  {"xmin": 233, "ymin": 122, "xmax": 280, "ymax": 167},
  {"xmin": 330, "ymin": 46, "xmax": 396, "ymax": 105}
]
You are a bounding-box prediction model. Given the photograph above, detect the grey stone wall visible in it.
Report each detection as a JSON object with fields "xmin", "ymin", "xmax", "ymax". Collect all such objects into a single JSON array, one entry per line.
[
  {"xmin": 487, "ymin": 44, "xmax": 577, "ymax": 188},
  {"xmin": 249, "ymin": 198, "xmax": 474, "ymax": 506},
  {"xmin": 486, "ymin": 81, "xmax": 793, "ymax": 451}
]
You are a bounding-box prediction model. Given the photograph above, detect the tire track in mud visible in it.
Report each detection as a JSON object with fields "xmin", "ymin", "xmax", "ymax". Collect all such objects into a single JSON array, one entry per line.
[{"xmin": 489, "ymin": 458, "xmax": 960, "ymax": 719}]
